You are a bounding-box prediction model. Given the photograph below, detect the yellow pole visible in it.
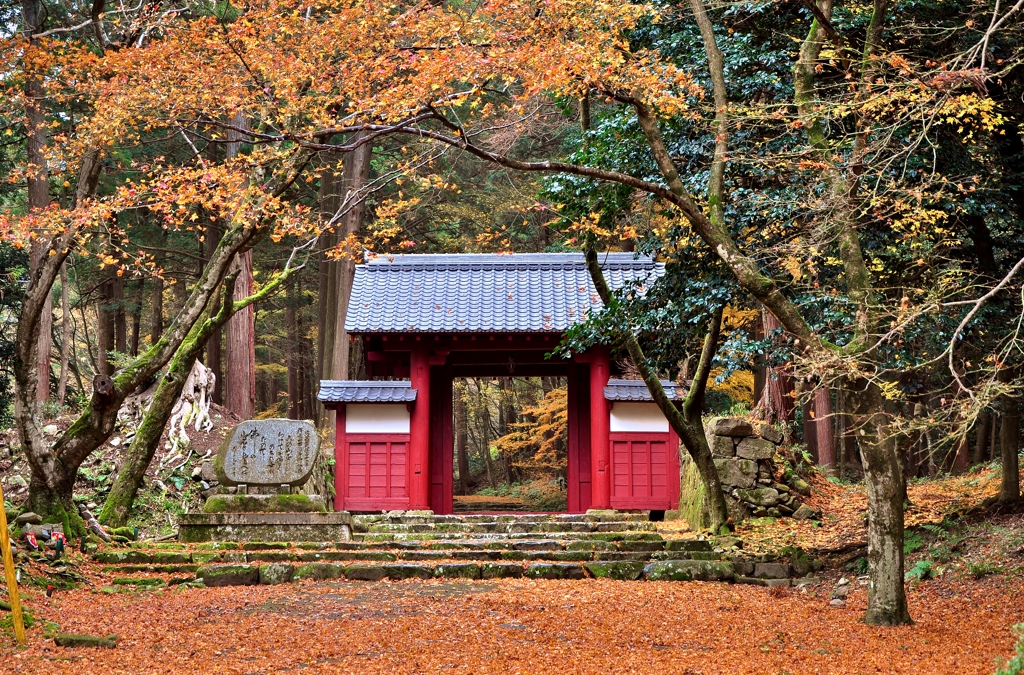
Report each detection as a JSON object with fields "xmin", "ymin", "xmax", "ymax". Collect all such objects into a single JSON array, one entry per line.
[{"xmin": 0, "ymin": 484, "xmax": 26, "ymax": 644}]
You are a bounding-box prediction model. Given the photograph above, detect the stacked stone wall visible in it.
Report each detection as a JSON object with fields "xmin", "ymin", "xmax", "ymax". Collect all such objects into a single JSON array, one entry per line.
[{"xmin": 705, "ymin": 417, "xmax": 817, "ymax": 521}]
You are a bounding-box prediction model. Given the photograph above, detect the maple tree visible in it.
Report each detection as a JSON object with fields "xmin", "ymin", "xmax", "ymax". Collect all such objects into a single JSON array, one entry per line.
[{"xmin": 2, "ymin": 0, "xmax": 1024, "ymax": 631}]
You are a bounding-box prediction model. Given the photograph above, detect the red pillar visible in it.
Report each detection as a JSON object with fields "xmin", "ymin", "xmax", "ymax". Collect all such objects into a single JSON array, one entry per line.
[
  {"xmin": 333, "ymin": 406, "xmax": 346, "ymax": 511},
  {"xmin": 589, "ymin": 348, "xmax": 611, "ymax": 510},
  {"xmin": 409, "ymin": 348, "xmax": 431, "ymax": 509}
]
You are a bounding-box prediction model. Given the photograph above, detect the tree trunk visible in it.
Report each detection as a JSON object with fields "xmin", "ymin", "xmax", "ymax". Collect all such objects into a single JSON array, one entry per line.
[
  {"xmin": 130, "ymin": 279, "xmax": 143, "ymax": 356},
  {"xmin": 951, "ymin": 435, "xmax": 970, "ymax": 475},
  {"xmin": 328, "ymin": 133, "xmax": 373, "ymax": 386},
  {"xmin": 753, "ymin": 310, "xmax": 794, "ymax": 432},
  {"xmin": 316, "ymin": 161, "xmax": 341, "ymax": 428},
  {"xmin": 815, "ymin": 385, "xmax": 835, "ymax": 470},
  {"xmin": 204, "ymin": 223, "xmax": 222, "ymax": 405},
  {"xmin": 456, "ymin": 388, "xmax": 470, "ymax": 495},
  {"xmin": 151, "ymin": 257, "xmax": 164, "ymax": 347},
  {"xmin": 23, "ymin": 0, "xmax": 51, "ymax": 404},
  {"xmin": 287, "ymin": 273, "xmax": 300, "ymax": 419},
  {"xmin": 802, "ymin": 392, "xmax": 817, "ymax": 464},
  {"xmin": 849, "ymin": 379, "xmax": 912, "ymax": 626},
  {"xmin": 57, "ymin": 264, "xmax": 71, "ymax": 407},
  {"xmin": 223, "ymin": 116, "xmax": 254, "ymax": 419},
  {"xmin": 999, "ymin": 369, "xmax": 1021, "ymax": 503},
  {"xmin": 479, "ymin": 381, "xmax": 497, "ymax": 489},
  {"xmin": 98, "ymin": 278, "xmax": 115, "ymax": 376},
  {"xmin": 100, "ymin": 266, "xmax": 297, "ymax": 526},
  {"xmin": 973, "ymin": 411, "xmax": 990, "ymax": 465},
  {"xmin": 225, "ymin": 250, "xmax": 255, "ymax": 419},
  {"xmin": 114, "ymin": 278, "xmax": 126, "ymax": 354},
  {"xmin": 991, "ymin": 413, "xmax": 1000, "ymax": 462}
]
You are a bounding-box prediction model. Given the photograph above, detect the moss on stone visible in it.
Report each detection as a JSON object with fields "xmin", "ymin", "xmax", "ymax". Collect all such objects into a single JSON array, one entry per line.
[
  {"xmin": 202, "ymin": 493, "xmax": 326, "ymax": 514},
  {"xmin": 585, "ymin": 561, "xmax": 645, "ymax": 580},
  {"xmin": 197, "ymin": 564, "xmax": 260, "ymax": 586},
  {"xmin": 53, "ymin": 633, "xmax": 118, "ymax": 649},
  {"xmin": 107, "ymin": 526, "xmax": 137, "ymax": 540},
  {"xmin": 111, "ymin": 577, "xmax": 166, "ymax": 588},
  {"xmin": 293, "ymin": 562, "xmax": 346, "ymax": 581}
]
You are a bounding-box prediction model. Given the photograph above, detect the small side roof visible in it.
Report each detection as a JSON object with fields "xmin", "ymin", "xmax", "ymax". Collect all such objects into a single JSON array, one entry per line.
[
  {"xmin": 604, "ymin": 379, "xmax": 684, "ymax": 402},
  {"xmin": 318, "ymin": 380, "xmax": 417, "ymax": 404}
]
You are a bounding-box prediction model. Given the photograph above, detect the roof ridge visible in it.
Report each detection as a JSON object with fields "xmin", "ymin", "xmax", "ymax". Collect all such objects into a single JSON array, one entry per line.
[{"xmin": 363, "ymin": 252, "xmax": 656, "ymax": 271}]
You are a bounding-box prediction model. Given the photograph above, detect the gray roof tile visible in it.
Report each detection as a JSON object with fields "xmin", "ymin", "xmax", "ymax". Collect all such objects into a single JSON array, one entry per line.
[
  {"xmin": 318, "ymin": 380, "xmax": 417, "ymax": 403},
  {"xmin": 345, "ymin": 252, "xmax": 664, "ymax": 334},
  {"xmin": 604, "ymin": 379, "xmax": 684, "ymax": 402}
]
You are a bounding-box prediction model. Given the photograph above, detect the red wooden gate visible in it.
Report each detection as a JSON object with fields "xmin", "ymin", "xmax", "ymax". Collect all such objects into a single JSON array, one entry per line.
[
  {"xmin": 339, "ymin": 434, "xmax": 411, "ymax": 511},
  {"xmin": 609, "ymin": 432, "xmax": 679, "ymax": 510}
]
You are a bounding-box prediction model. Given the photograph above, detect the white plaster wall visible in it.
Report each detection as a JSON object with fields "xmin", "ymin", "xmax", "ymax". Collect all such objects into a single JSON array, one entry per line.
[
  {"xmin": 609, "ymin": 402, "xmax": 669, "ymax": 433},
  {"xmin": 345, "ymin": 404, "xmax": 411, "ymax": 433}
]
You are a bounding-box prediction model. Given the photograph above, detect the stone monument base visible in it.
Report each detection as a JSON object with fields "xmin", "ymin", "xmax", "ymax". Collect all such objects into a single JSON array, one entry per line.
[
  {"xmin": 179, "ymin": 512, "xmax": 352, "ymax": 543},
  {"xmin": 202, "ymin": 493, "xmax": 327, "ymax": 514}
]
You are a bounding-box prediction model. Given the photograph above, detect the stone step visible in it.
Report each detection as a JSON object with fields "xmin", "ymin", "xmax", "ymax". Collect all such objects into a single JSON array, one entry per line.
[
  {"xmin": 361, "ymin": 521, "xmax": 656, "ymax": 535},
  {"xmin": 352, "ymin": 512, "xmax": 654, "ymax": 528},
  {"xmin": 190, "ymin": 558, "xmax": 746, "ymax": 586},
  {"xmin": 95, "ymin": 538, "xmax": 698, "ymax": 567}
]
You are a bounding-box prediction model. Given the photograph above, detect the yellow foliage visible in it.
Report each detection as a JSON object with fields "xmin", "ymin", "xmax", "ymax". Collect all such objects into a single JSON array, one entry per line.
[
  {"xmin": 708, "ymin": 368, "xmax": 754, "ymax": 407},
  {"xmin": 493, "ymin": 387, "xmax": 568, "ymax": 471}
]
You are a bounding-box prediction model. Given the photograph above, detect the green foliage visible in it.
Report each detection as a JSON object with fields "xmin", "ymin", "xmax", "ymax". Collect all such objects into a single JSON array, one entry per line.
[
  {"xmin": 967, "ymin": 561, "xmax": 1002, "ymax": 579},
  {"xmin": 906, "ymin": 560, "xmax": 935, "ymax": 581},
  {"xmin": 995, "ymin": 625, "xmax": 1024, "ymax": 675},
  {"xmin": 853, "ymin": 557, "xmax": 869, "ymax": 575},
  {"xmin": 904, "ymin": 530, "xmax": 926, "ymax": 554},
  {"xmin": 1, "ymin": 610, "xmax": 35, "ymax": 634}
]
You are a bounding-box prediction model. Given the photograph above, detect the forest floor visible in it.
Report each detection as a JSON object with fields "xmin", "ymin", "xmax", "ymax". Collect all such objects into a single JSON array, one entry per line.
[
  {"xmin": 1, "ymin": 561, "xmax": 1022, "ymax": 674},
  {"xmin": 1, "ymin": 465, "xmax": 1023, "ymax": 674}
]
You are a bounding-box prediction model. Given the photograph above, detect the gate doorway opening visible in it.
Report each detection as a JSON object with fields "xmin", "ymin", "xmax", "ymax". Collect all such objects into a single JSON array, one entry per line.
[{"xmin": 452, "ymin": 376, "xmax": 568, "ymax": 513}]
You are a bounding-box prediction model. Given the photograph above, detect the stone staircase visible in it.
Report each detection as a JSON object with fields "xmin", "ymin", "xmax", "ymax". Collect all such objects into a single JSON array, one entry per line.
[{"xmin": 89, "ymin": 513, "xmax": 809, "ymax": 587}]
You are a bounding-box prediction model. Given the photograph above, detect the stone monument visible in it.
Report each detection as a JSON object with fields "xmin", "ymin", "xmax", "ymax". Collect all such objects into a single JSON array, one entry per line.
[
  {"xmin": 179, "ymin": 419, "xmax": 352, "ymax": 543},
  {"xmin": 215, "ymin": 419, "xmax": 320, "ymax": 491}
]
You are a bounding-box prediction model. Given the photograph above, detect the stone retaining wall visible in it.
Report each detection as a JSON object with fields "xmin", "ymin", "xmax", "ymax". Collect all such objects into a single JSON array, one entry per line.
[{"xmin": 705, "ymin": 417, "xmax": 816, "ymax": 521}]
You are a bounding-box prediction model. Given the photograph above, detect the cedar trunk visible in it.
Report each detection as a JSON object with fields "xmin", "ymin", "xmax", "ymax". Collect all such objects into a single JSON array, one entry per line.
[
  {"xmin": 328, "ymin": 134, "xmax": 373, "ymax": 386},
  {"xmin": 57, "ymin": 264, "xmax": 71, "ymax": 407},
  {"xmin": 97, "ymin": 278, "xmax": 115, "ymax": 376},
  {"xmin": 225, "ymin": 250, "xmax": 255, "ymax": 419},
  {"xmin": 455, "ymin": 389, "xmax": 470, "ymax": 495},
  {"xmin": 24, "ymin": 0, "xmax": 51, "ymax": 403},
  {"xmin": 814, "ymin": 386, "xmax": 835, "ymax": 470},
  {"xmin": 999, "ymin": 368, "xmax": 1021, "ymax": 503},
  {"xmin": 286, "ymin": 273, "xmax": 300, "ymax": 419},
  {"xmin": 973, "ymin": 411, "xmax": 991, "ymax": 466}
]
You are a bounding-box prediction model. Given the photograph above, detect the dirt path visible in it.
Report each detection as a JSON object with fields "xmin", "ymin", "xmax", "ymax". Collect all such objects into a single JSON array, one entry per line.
[{"xmin": 3, "ymin": 574, "xmax": 1022, "ymax": 674}]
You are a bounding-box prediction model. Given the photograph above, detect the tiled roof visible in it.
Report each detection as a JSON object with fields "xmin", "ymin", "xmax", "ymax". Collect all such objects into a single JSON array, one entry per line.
[
  {"xmin": 604, "ymin": 379, "xmax": 685, "ymax": 401},
  {"xmin": 344, "ymin": 252, "xmax": 664, "ymax": 334},
  {"xmin": 317, "ymin": 380, "xmax": 417, "ymax": 403}
]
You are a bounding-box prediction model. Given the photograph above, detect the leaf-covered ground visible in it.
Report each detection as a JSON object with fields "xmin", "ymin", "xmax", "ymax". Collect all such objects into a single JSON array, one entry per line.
[
  {"xmin": 3, "ymin": 571, "xmax": 1022, "ymax": 674},
  {"xmin": 733, "ymin": 464, "xmax": 1012, "ymax": 555}
]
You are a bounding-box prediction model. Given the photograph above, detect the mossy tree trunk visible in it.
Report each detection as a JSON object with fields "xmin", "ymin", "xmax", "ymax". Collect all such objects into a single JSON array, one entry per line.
[
  {"xmin": 99, "ymin": 261, "xmax": 304, "ymax": 528},
  {"xmin": 584, "ymin": 249, "xmax": 730, "ymax": 532},
  {"xmin": 15, "ymin": 150, "xmax": 313, "ymax": 536}
]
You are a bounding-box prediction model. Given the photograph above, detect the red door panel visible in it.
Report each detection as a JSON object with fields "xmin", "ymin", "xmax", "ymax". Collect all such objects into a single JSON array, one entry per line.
[
  {"xmin": 609, "ymin": 433, "xmax": 678, "ymax": 510},
  {"xmin": 342, "ymin": 434, "xmax": 411, "ymax": 511}
]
